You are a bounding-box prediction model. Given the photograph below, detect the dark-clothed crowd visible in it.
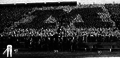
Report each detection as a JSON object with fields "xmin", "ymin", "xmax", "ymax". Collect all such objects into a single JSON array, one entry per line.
[
  {"xmin": 0, "ymin": 34, "xmax": 119, "ymax": 52},
  {"xmin": 26, "ymin": 35, "xmax": 89, "ymax": 51}
]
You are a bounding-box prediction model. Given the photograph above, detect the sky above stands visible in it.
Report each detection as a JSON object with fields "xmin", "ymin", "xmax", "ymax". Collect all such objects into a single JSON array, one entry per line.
[{"xmin": 0, "ymin": 0, "xmax": 120, "ymax": 4}]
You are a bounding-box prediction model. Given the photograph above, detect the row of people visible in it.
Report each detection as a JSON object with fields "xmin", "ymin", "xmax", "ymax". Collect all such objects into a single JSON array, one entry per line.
[{"xmin": 0, "ymin": 35, "xmax": 119, "ymax": 51}]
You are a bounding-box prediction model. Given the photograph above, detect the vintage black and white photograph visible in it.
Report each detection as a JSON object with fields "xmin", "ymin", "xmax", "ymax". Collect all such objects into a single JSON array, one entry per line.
[{"xmin": 0, "ymin": 0, "xmax": 120, "ymax": 58}]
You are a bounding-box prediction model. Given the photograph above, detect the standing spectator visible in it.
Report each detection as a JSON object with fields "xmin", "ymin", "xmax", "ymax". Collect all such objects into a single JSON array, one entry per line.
[{"xmin": 3, "ymin": 45, "xmax": 12, "ymax": 58}]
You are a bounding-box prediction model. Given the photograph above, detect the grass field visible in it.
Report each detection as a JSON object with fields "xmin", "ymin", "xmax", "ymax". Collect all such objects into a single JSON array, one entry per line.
[{"xmin": 1, "ymin": 51, "xmax": 120, "ymax": 58}]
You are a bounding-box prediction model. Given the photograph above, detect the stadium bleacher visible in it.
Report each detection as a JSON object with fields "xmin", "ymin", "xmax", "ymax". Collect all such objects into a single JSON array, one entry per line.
[{"xmin": 1, "ymin": 3, "xmax": 120, "ymax": 58}]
